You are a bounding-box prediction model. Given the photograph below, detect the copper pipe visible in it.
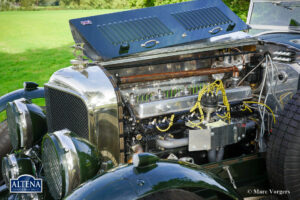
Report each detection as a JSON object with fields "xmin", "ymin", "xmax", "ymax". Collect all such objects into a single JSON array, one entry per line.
[{"xmin": 120, "ymin": 66, "xmax": 238, "ymax": 84}]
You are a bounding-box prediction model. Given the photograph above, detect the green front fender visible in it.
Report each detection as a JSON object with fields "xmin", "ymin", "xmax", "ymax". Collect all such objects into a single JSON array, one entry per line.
[{"xmin": 65, "ymin": 160, "xmax": 241, "ymax": 200}]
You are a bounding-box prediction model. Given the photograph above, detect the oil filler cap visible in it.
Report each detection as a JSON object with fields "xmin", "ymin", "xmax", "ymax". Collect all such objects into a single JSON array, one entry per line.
[{"xmin": 133, "ymin": 153, "xmax": 159, "ymax": 168}]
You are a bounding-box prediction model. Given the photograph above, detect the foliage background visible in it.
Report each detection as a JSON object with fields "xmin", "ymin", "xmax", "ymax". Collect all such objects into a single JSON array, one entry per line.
[{"xmin": 0, "ymin": 0, "xmax": 250, "ymax": 21}]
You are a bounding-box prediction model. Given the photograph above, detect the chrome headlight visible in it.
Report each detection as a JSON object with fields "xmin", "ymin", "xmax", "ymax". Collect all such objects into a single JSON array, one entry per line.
[
  {"xmin": 42, "ymin": 129, "xmax": 100, "ymax": 199},
  {"xmin": 6, "ymin": 98, "xmax": 47, "ymax": 150},
  {"xmin": 1, "ymin": 153, "xmax": 36, "ymax": 187}
]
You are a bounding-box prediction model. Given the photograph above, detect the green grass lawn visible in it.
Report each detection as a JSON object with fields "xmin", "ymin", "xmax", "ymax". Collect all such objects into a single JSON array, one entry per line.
[
  {"xmin": 0, "ymin": 10, "xmax": 124, "ymax": 121},
  {"xmin": 0, "ymin": 10, "xmax": 124, "ymax": 53}
]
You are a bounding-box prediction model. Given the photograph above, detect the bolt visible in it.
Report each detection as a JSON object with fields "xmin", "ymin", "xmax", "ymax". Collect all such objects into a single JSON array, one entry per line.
[
  {"xmin": 137, "ymin": 179, "xmax": 145, "ymax": 186},
  {"xmin": 64, "ymin": 148, "xmax": 69, "ymax": 153}
]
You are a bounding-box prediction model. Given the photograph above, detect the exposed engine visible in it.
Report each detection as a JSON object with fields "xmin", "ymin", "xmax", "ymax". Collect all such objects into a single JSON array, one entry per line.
[
  {"xmin": 38, "ymin": 38, "xmax": 299, "ymax": 169},
  {"xmin": 113, "ymin": 46, "xmax": 256, "ymax": 164}
]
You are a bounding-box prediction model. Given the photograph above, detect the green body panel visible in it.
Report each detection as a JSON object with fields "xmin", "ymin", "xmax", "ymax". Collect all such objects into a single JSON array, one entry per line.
[
  {"xmin": 70, "ymin": 134, "xmax": 101, "ymax": 182},
  {"xmin": 66, "ymin": 160, "xmax": 241, "ymax": 200},
  {"xmin": 27, "ymin": 103, "xmax": 47, "ymax": 143},
  {"xmin": 0, "ymin": 153, "xmax": 267, "ymax": 199},
  {"xmin": 2, "ymin": 154, "xmax": 36, "ymax": 177},
  {"xmin": 202, "ymin": 153, "xmax": 268, "ymax": 197},
  {"xmin": 16, "ymin": 154, "xmax": 36, "ymax": 176}
]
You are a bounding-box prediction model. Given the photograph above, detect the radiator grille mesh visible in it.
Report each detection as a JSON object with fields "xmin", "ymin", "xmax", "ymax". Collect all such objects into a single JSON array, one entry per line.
[
  {"xmin": 172, "ymin": 7, "xmax": 232, "ymax": 31},
  {"xmin": 98, "ymin": 17, "xmax": 173, "ymax": 45},
  {"xmin": 45, "ymin": 86, "xmax": 89, "ymax": 139},
  {"xmin": 42, "ymin": 137, "xmax": 62, "ymax": 200}
]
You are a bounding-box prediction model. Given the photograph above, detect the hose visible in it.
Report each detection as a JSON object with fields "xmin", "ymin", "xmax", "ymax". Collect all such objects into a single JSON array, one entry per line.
[{"xmin": 156, "ymin": 137, "xmax": 188, "ymax": 149}]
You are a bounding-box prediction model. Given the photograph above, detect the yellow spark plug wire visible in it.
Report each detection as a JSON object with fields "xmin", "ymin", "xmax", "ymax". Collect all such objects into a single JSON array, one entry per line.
[
  {"xmin": 241, "ymin": 104, "xmax": 253, "ymax": 113},
  {"xmin": 156, "ymin": 114, "xmax": 175, "ymax": 132},
  {"xmin": 189, "ymin": 80, "xmax": 231, "ymax": 128},
  {"xmin": 279, "ymin": 92, "xmax": 293, "ymax": 106},
  {"xmin": 215, "ymin": 81, "xmax": 231, "ymax": 123},
  {"xmin": 243, "ymin": 101, "xmax": 276, "ymax": 124}
]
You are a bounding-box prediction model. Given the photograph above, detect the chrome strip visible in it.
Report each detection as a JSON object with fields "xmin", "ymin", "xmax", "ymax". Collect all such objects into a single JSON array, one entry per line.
[
  {"xmin": 246, "ymin": 0, "xmax": 254, "ymax": 24},
  {"xmin": 14, "ymin": 98, "xmax": 33, "ymax": 148},
  {"xmin": 252, "ymin": 0, "xmax": 300, "ymax": 2},
  {"xmin": 250, "ymin": 24, "xmax": 300, "ymax": 32},
  {"xmin": 7, "ymin": 154, "xmax": 19, "ymax": 178}
]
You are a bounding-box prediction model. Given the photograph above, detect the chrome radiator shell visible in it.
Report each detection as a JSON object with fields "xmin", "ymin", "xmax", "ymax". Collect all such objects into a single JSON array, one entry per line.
[{"xmin": 45, "ymin": 65, "xmax": 123, "ymax": 165}]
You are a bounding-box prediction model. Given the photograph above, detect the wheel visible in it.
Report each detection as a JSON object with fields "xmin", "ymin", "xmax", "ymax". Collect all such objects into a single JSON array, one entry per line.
[
  {"xmin": 266, "ymin": 91, "xmax": 300, "ymax": 199},
  {"xmin": 139, "ymin": 189, "xmax": 204, "ymax": 200},
  {"xmin": 0, "ymin": 120, "xmax": 12, "ymax": 182}
]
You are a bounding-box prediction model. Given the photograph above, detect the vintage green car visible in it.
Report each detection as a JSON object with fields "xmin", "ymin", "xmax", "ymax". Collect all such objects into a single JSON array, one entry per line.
[{"xmin": 0, "ymin": 0, "xmax": 300, "ymax": 199}]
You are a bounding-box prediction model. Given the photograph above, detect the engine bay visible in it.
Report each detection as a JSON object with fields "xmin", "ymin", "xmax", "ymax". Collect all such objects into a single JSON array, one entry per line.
[{"xmin": 105, "ymin": 42, "xmax": 300, "ymax": 165}]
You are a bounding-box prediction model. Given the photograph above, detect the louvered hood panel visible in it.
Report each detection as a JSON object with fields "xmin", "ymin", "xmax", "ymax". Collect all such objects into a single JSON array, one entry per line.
[{"xmin": 69, "ymin": 0, "xmax": 249, "ymax": 61}]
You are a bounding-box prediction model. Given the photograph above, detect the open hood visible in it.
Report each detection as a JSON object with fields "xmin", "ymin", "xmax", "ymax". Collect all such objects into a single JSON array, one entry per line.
[{"xmin": 69, "ymin": 0, "xmax": 249, "ymax": 61}]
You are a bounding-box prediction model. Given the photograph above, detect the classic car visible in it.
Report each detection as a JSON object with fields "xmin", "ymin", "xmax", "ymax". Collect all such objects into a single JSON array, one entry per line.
[{"xmin": 0, "ymin": 0, "xmax": 300, "ymax": 199}]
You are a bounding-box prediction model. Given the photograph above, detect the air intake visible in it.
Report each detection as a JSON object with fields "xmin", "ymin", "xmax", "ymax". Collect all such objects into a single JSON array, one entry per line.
[
  {"xmin": 172, "ymin": 7, "xmax": 233, "ymax": 31},
  {"xmin": 98, "ymin": 17, "xmax": 173, "ymax": 46}
]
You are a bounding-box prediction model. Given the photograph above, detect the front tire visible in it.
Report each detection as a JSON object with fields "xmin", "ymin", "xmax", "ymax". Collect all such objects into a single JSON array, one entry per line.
[{"xmin": 267, "ymin": 91, "xmax": 300, "ymax": 199}]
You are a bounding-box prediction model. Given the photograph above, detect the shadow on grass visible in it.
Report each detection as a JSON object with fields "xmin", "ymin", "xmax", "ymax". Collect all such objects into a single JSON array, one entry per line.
[{"xmin": 0, "ymin": 44, "xmax": 75, "ymax": 121}]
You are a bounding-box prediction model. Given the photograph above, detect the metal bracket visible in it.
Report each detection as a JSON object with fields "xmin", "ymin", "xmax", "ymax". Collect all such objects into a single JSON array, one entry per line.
[{"xmin": 223, "ymin": 165, "xmax": 237, "ymax": 189}]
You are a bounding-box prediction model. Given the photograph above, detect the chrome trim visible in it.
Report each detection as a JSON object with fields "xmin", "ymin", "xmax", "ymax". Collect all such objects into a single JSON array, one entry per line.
[
  {"xmin": 246, "ymin": 0, "xmax": 254, "ymax": 24},
  {"xmin": 250, "ymin": 24, "xmax": 300, "ymax": 32},
  {"xmin": 53, "ymin": 129, "xmax": 81, "ymax": 196},
  {"xmin": 7, "ymin": 154, "xmax": 19, "ymax": 178},
  {"xmin": 46, "ymin": 65, "xmax": 121, "ymax": 164},
  {"xmin": 254, "ymin": 30, "xmax": 300, "ymax": 37},
  {"xmin": 252, "ymin": 0, "xmax": 300, "ymax": 2},
  {"xmin": 14, "ymin": 98, "xmax": 33, "ymax": 148}
]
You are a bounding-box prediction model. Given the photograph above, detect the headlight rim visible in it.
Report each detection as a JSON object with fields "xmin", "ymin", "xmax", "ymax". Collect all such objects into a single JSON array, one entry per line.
[
  {"xmin": 6, "ymin": 98, "xmax": 33, "ymax": 150},
  {"xmin": 42, "ymin": 129, "xmax": 81, "ymax": 199},
  {"xmin": 1, "ymin": 153, "xmax": 36, "ymax": 187},
  {"xmin": 42, "ymin": 133, "xmax": 64, "ymax": 199}
]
